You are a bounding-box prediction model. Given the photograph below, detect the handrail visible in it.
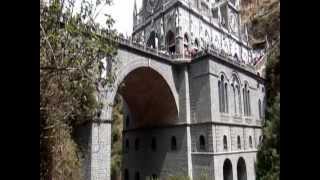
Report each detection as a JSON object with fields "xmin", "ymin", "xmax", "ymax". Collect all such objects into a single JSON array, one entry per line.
[{"xmin": 106, "ymin": 34, "xmax": 258, "ymax": 73}]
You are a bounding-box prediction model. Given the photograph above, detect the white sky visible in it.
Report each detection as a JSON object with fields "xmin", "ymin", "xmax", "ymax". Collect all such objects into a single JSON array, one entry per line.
[{"xmin": 97, "ymin": 0, "xmax": 143, "ymax": 36}]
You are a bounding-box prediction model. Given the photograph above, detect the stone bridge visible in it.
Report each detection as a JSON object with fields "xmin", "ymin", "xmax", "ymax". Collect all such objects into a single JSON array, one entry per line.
[{"xmin": 75, "ymin": 36, "xmax": 265, "ymax": 180}]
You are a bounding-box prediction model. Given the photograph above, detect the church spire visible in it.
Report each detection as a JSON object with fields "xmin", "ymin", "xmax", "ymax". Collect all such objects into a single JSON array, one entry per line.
[{"xmin": 133, "ymin": 0, "xmax": 138, "ymax": 28}]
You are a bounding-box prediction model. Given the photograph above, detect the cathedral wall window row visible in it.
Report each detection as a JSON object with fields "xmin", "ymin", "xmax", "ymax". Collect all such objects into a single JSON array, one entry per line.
[
  {"xmin": 124, "ymin": 136, "xmax": 180, "ymax": 153},
  {"xmin": 217, "ymin": 74, "xmax": 262, "ymax": 119}
]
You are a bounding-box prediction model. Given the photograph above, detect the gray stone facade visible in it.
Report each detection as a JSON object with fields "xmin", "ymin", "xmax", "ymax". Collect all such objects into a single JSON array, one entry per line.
[{"xmin": 82, "ymin": 0, "xmax": 265, "ymax": 180}]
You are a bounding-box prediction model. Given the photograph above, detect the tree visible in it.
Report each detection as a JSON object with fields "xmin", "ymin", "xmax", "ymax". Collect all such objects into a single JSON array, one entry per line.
[
  {"xmin": 255, "ymin": 37, "xmax": 280, "ymax": 180},
  {"xmin": 256, "ymin": 94, "xmax": 280, "ymax": 180},
  {"xmin": 40, "ymin": 0, "xmax": 117, "ymax": 179}
]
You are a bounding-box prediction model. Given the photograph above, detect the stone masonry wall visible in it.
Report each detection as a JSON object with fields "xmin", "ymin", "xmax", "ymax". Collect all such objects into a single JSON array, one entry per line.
[{"xmin": 123, "ymin": 126, "xmax": 189, "ymax": 180}]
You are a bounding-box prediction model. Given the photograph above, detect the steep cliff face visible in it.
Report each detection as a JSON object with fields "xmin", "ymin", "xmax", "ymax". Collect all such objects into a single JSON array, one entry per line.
[
  {"xmin": 240, "ymin": 0, "xmax": 279, "ymax": 78},
  {"xmin": 242, "ymin": 1, "xmax": 280, "ymax": 179},
  {"xmin": 241, "ymin": 0, "xmax": 280, "ymax": 47}
]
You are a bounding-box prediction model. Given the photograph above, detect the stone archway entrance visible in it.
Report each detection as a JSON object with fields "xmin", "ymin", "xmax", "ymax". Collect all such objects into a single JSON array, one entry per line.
[
  {"xmin": 223, "ymin": 159, "xmax": 233, "ymax": 180},
  {"xmin": 237, "ymin": 157, "xmax": 247, "ymax": 180}
]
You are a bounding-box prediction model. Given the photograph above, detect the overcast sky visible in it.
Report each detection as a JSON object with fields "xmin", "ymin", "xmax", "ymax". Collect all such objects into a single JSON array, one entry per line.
[{"xmin": 98, "ymin": 0, "xmax": 143, "ymax": 36}]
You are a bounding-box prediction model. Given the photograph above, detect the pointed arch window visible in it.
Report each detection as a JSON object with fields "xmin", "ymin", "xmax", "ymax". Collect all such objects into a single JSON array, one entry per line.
[
  {"xmin": 243, "ymin": 88, "xmax": 247, "ymax": 116},
  {"xmin": 232, "ymin": 75, "xmax": 241, "ymax": 116},
  {"xmin": 232, "ymin": 84, "xmax": 237, "ymax": 114},
  {"xmin": 247, "ymin": 90, "xmax": 251, "ymax": 115},
  {"xmin": 219, "ymin": 81, "xmax": 222, "ymax": 112},
  {"xmin": 218, "ymin": 75, "xmax": 229, "ymax": 113},
  {"xmin": 225, "ymin": 83, "xmax": 229, "ymax": 113},
  {"xmin": 243, "ymin": 83, "xmax": 251, "ymax": 116}
]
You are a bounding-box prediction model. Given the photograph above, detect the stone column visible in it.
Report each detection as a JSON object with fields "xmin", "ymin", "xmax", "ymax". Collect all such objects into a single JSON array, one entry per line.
[
  {"xmin": 88, "ymin": 87, "xmax": 113, "ymax": 180},
  {"xmin": 90, "ymin": 121, "xmax": 112, "ymax": 180},
  {"xmin": 183, "ymin": 66, "xmax": 193, "ymax": 179},
  {"xmin": 176, "ymin": 34, "xmax": 184, "ymax": 56}
]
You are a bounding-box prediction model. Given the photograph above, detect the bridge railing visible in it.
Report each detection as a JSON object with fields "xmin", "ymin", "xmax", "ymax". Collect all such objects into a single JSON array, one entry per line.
[{"xmin": 107, "ymin": 34, "xmax": 257, "ymax": 74}]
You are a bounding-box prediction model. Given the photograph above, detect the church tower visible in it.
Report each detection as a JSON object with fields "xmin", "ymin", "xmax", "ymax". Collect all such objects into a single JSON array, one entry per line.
[{"xmin": 132, "ymin": 0, "xmax": 252, "ymax": 63}]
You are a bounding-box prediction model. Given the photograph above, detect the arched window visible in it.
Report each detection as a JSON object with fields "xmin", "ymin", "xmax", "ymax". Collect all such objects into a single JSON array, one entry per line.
[
  {"xmin": 247, "ymin": 90, "xmax": 251, "ymax": 115},
  {"xmin": 218, "ymin": 81, "xmax": 222, "ymax": 112},
  {"xmin": 171, "ymin": 136, "xmax": 177, "ymax": 151},
  {"xmin": 223, "ymin": 135, "xmax": 228, "ymax": 150},
  {"xmin": 249, "ymin": 136, "xmax": 253, "ymax": 148},
  {"xmin": 151, "ymin": 137, "xmax": 157, "ymax": 151},
  {"xmin": 225, "ymin": 83, "xmax": 229, "ymax": 113},
  {"xmin": 237, "ymin": 157, "xmax": 247, "ymax": 180},
  {"xmin": 135, "ymin": 138, "xmax": 140, "ymax": 151},
  {"xmin": 237, "ymin": 86, "xmax": 242, "ymax": 115},
  {"xmin": 243, "ymin": 83, "xmax": 251, "ymax": 116},
  {"xmin": 237, "ymin": 136, "xmax": 241, "ymax": 149},
  {"xmin": 219, "ymin": 75, "xmax": 229, "ymax": 113},
  {"xmin": 135, "ymin": 172, "xmax": 140, "ymax": 180},
  {"xmin": 232, "ymin": 75, "xmax": 241, "ymax": 115},
  {"xmin": 258, "ymin": 99, "xmax": 262, "ymax": 119},
  {"xmin": 232, "ymin": 84, "xmax": 237, "ymax": 114},
  {"xmin": 243, "ymin": 88, "xmax": 247, "ymax": 116},
  {"xmin": 199, "ymin": 135, "xmax": 206, "ymax": 150},
  {"xmin": 223, "ymin": 159, "xmax": 233, "ymax": 180},
  {"xmin": 124, "ymin": 169, "xmax": 129, "ymax": 180},
  {"xmin": 125, "ymin": 139, "xmax": 130, "ymax": 153}
]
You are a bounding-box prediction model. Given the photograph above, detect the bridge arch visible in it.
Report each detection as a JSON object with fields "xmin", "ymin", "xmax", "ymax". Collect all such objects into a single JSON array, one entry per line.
[{"xmin": 104, "ymin": 60, "xmax": 179, "ymax": 122}]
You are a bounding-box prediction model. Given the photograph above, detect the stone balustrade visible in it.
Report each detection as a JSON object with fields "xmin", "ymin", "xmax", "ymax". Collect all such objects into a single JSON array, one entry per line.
[{"xmin": 107, "ymin": 34, "xmax": 257, "ymax": 74}]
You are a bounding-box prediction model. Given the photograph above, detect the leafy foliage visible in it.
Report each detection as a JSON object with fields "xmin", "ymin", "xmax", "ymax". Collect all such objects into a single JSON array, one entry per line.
[
  {"xmin": 40, "ymin": 0, "xmax": 117, "ymax": 179},
  {"xmin": 111, "ymin": 95, "xmax": 124, "ymax": 180},
  {"xmin": 256, "ymin": 94, "xmax": 280, "ymax": 180}
]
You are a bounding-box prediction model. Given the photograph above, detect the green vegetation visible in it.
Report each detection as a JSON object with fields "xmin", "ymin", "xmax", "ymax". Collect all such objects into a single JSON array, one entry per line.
[
  {"xmin": 40, "ymin": 0, "xmax": 117, "ymax": 179},
  {"xmin": 111, "ymin": 94, "xmax": 124, "ymax": 180},
  {"xmin": 244, "ymin": 1, "xmax": 280, "ymax": 179}
]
